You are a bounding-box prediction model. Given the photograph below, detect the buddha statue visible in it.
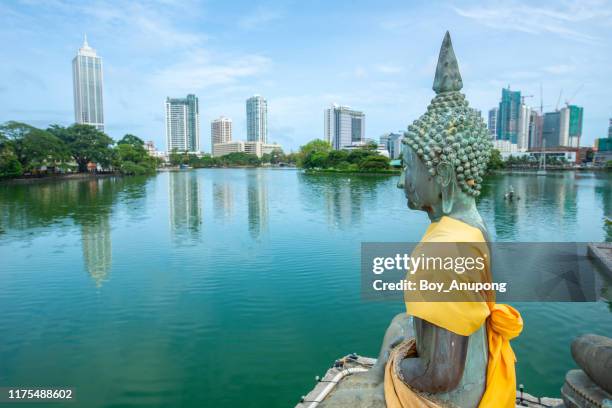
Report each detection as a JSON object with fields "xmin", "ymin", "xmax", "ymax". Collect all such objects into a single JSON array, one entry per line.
[{"xmin": 318, "ymin": 32, "xmax": 522, "ymax": 408}]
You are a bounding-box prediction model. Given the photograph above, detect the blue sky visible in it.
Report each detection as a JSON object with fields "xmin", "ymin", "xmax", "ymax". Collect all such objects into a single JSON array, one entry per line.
[{"xmin": 1, "ymin": 0, "xmax": 611, "ymax": 152}]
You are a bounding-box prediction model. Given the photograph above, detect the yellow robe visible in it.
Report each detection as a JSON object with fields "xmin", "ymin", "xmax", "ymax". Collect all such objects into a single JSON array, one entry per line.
[{"xmin": 384, "ymin": 216, "xmax": 523, "ymax": 408}]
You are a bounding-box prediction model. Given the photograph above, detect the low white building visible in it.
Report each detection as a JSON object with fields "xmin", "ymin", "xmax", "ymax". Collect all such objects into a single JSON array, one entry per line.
[
  {"xmin": 530, "ymin": 150, "xmax": 577, "ymax": 163},
  {"xmin": 493, "ymin": 139, "xmax": 518, "ymax": 154},
  {"xmin": 213, "ymin": 141, "xmax": 282, "ymax": 158}
]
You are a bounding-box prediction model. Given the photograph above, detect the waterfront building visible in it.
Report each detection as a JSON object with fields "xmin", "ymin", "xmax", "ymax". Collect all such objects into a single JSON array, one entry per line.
[
  {"xmin": 543, "ymin": 111, "xmax": 564, "ymax": 148},
  {"xmin": 496, "ymin": 87, "xmax": 521, "ymax": 144},
  {"xmin": 493, "ymin": 139, "xmax": 518, "ymax": 154},
  {"xmin": 517, "ymin": 103, "xmax": 531, "ymax": 151},
  {"xmin": 609, "ymin": 118, "xmax": 612, "ymax": 138},
  {"xmin": 144, "ymin": 141, "xmax": 156, "ymax": 155},
  {"xmin": 594, "ymin": 135, "xmax": 612, "ymax": 166},
  {"xmin": 165, "ymin": 94, "xmax": 200, "ymax": 153},
  {"xmin": 559, "ymin": 106, "xmax": 571, "ymax": 147},
  {"xmin": 72, "ymin": 35, "xmax": 104, "ymax": 131},
  {"xmin": 528, "ymin": 111, "xmax": 543, "ymax": 149},
  {"xmin": 213, "ymin": 141, "xmax": 282, "ymax": 158},
  {"xmin": 211, "ymin": 117, "xmax": 232, "ymax": 153},
  {"xmin": 379, "ymin": 132, "xmax": 403, "ymax": 159},
  {"xmin": 324, "ymin": 104, "xmax": 365, "ymax": 150},
  {"xmin": 246, "ymin": 95, "xmax": 268, "ymax": 143},
  {"xmin": 530, "ymin": 148, "xmax": 578, "ymax": 164},
  {"xmin": 567, "ymin": 105, "xmax": 583, "ymax": 148},
  {"xmin": 488, "ymin": 108, "xmax": 498, "ymax": 139}
]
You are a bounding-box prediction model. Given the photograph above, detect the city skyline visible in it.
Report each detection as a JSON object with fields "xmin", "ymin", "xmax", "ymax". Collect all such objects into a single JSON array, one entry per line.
[{"xmin": 1, "ymin": 0, "xmax": 611, "ymax": 151}]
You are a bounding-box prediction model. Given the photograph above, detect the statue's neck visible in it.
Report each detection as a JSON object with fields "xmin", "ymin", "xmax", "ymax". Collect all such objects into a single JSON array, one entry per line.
[{"xmin": 425, "ymin": 194, "xmax": 487, "ymax": 239}]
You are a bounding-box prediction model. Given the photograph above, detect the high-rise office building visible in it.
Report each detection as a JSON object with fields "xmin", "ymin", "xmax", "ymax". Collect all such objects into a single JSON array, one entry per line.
[
  {"xmin": 608, "ymin": 118, "xmax": 612, "ymax": 138},
  {"xmin": 559, "ymin": 106, "xmax": 571, "ymax": 147},
  {"xmin": 567, "ymin": 105, "xmax": 583, "ymax": 148},
  {"xmin": 517, "ymin": 103, "xmax": 531, "ymax": 151},
  {"xmin": 211, "ymin": 116, "xmax": 232, "ymax": 155},
  {"xmin": 528, "ymin": 111, "xmax": 543, "ymax": 149},
  {"xmin": 72, "ymin": 35, "xmax": 104, "ymax": 131},
  {"xmin": 496, "ymin": 87, "xmax": 521, "ymax": 144},
  {"xmin": 165, "ymin": 94, "xmax": 200, "ymax": 153},
  {"xmin": 488, "ymin": 108, "xmax": 498, "ymax": 139},
  {"xmin": 379, "ymin": 132, "xmax": 403, "ymax": 159},
  {"xmin": 324, "ymin": 104, "xmax": 366, "ymax": 150},
  {"xmin": 246, "ymin": 95, "xmax": 268, "ymax": 143},
  {"xmin": 542, "ymin": 111, "xmax": 562, "ymax": 147}
]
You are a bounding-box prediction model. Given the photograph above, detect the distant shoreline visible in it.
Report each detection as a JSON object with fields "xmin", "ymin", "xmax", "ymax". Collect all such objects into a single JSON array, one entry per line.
[
  {"xmin": 304, "ymin": 168, "xmax": 401, "ymax": 175},
  {"xmin": 0, "ymin": 172, "xmax": 122, "ymax": 185}
]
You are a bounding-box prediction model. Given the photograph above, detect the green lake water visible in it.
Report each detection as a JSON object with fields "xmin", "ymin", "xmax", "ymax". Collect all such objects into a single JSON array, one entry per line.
[{"xmin": 0, "ymin": 169, "xmax": 610, "ymax": 407}]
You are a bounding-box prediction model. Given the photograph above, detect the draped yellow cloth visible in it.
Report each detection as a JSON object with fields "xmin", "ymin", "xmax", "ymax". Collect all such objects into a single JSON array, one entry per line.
[{"xmin": 384, "ymin": 216, "xmax": 523, "ymax": 408}]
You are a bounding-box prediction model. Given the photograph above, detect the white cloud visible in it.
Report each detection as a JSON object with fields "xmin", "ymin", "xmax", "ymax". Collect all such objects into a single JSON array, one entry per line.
[
  {"xmin": 542, "ymin": 64, "xmax": 576, "ymax": 75},
  {"xmin": 151, "ymin": 51, "xmax": 271, "ymax": 92},
  {"xmin": 375, "ymin": 64, "xmax": 403, "ymax": 74},
  {"xmin": 453, "ymin": 0, "xmax": 610, "ymax": 43},
  {"xmin": 239, "ymin": 7, "xmax": 283, "ymax": 30}
]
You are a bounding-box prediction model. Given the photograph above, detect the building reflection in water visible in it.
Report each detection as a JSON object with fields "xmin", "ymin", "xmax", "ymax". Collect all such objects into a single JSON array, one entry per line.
[
  {"xmin": 247, "ymin": 170, "xmax": 268, "ymax": 238},
  {"xmin": 324, "ymin": 180, "xmax": 363, "ymax": 229},
  {"xmin": 297, "ymin": 173, "xmax": 384, "ymax": 230},
  {"xmin": 594, "ymin": 173, "xmax": 611, "ymax": 242},
  {"xmin": 82, "ymin": 217, "xmax": 112, "ymax": 287},
  {"xmin": 213, "ymin": 181, "xmax": 234, "ymax": 221},
  {"xmin": 169, "ymin": 172, "xmax": 203, "ymax": 242},
  {"xmin": 80, "ymin": 179, "xmax": 113, "ymax": 287}
]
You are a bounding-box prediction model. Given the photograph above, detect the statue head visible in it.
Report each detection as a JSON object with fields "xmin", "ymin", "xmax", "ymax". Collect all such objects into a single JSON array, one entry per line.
[{"xmin": 398, "ymin": 32, "xmax": 492, "ymax": 218}]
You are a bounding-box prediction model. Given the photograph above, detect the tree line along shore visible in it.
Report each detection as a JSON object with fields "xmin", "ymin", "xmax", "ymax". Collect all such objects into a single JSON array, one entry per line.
[{"xmin": 2, "ymin": 121, "xmax": 608, "ymax": 182}]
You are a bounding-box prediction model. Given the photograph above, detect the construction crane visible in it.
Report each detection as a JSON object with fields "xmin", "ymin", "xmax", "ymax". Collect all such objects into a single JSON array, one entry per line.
[
  {"xmin": 565, "ymin": 84, "xmax": 583, "ymax": 107},
  {"xmin": 521, "ymin": 94, "xmax": 534, "ymax": 104},
  {"xmin": 555, "ymin": 89, "xmax": 563, "ymax": 111}
]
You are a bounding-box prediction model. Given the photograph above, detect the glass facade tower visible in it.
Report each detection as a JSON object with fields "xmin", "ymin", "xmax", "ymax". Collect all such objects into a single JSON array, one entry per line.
[
  {"xmin": 246, "ymin": 95, "xmax": 268, "ymax": 143},
  {"xmin": 496, "ymin": 88, "xmax": 521, "ymax": 144},
  {"xmin": 165, "ymin": 94, "xmax": 200, "ymax": 153},
  {"xmin": 72, "ymin": 35, "xmax": 104, "ymax": 131}
]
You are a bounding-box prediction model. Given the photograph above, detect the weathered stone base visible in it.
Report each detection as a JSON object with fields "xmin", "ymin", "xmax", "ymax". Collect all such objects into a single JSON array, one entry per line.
[{"xmin": 296, "ymin": 354, "xmax": 564, "ymax": 408}]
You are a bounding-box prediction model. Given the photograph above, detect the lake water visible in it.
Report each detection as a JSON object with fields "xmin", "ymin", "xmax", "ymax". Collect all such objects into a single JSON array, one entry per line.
[{"xmin": 0, "ymin": 169, "xmax": 610, "ymax": 407}]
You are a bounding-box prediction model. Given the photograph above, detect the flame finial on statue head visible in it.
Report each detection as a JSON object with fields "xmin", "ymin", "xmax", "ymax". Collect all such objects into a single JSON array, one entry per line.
[{"xmin": 433, "ymin": 31, "xmax": 463, "ymax": 94}]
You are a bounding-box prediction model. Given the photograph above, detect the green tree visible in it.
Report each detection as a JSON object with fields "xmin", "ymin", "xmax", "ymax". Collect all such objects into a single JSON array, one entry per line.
[
  {"xmin": 327, "ymin": 150, "xmax": 349, "ymax": 167},
  {"xmin": 0, "ymin": 146, "xmax": 22, "ymax": 178},
  {"xmin": 297, "ymin": 139, "xmax": 331, "ymax": 167},
  {"xmin": 117, "ymin": 134, "xmax": 145, "ymax": 147},
  {"xmin": 346, "ymin": 148, "xmax": 373, "ymax": 164},
  {"xmin": 303, "ymin": 150, "xmax": 329, "ymax": 168},
  {"xmin": 114, "ymin": 134, "xmax": 157, "ymax": 175},
  {"xmin": 358, "ymin": 155, "xmax": 390, "ymax": 170},
  {"xmin": 169, "ymin": 149, "xmax": 186, "ymax": 166},
  {"xmin": 0, "ymin": 121, "xmax": 67, "ymax": 172},
  {"xmin": 487, "ymin": 149, "xmax": 505, "ymax": 170},
  {"xmin": 48, "ymin": 124, "xmax": 114, "ymax": 172},
  {"xmin": 218, "ymin": 152, "xmax": 260, "ymax": 166}
]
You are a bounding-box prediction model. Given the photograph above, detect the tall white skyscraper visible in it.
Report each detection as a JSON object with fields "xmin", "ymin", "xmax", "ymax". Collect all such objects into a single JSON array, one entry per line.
[
  {"xmin": 517, "ymin": 103, "xmax": 531, "ymax": 151},
  {"xmin": 211, "ymin": 116, "xmax": 232, "ymax": 156},
  {"xmin": 72, "ymin": 35, "xmax": 104, "ymax": 131},
  {"xmin": 324, "ymin": 104, "xmax": 365, "ymax": 150},
  {"xmin": 246, "ymin": 95, "xmax": 268, "ymax": 143},
  {"xmin": 487, "ymin": 108, "xmax": 498, "ymax": 139},
  {"xmin": 165, "ymin": 94, "xmax": 200, "ymax": 153}
]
